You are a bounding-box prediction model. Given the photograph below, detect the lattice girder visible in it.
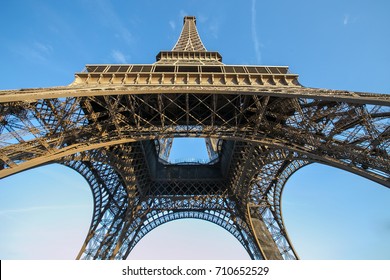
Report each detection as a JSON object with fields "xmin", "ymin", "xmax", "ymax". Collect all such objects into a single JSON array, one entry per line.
[
  {"xmin": 244, "ymin": 148, "xmax": 310, "ymax": 259},
  {"xmin": 115, "ymin": 197, "xmax": 263, "ymax": 260},
  {"xmin": 59, "ymin": 139, "xmax": 306, "ymax": 260},
  {"xmin": 63, "ymin": 145, "xmax": 144, "ymax": 259},
  {"xmin": 1, "ymin": 93, "xmax": 388, "ymax": 188},
  {"xmin": 63, "ymin": 144, "xmax": 266, "ymax": 260},
  {"xmin": 172, "ymin": 16, "xmax": 207, "ymax": 52}
]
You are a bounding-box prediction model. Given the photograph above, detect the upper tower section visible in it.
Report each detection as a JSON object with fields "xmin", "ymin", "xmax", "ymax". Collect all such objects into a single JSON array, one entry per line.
[
  {"xmin": 156, "ymin": 16, "xmax": 222, "ymax": 65},
  {"xmin": 73, "ymin": 15, "xmax": 299, "ymax": 87},
  {"xmin": 172, "ymin": 16, "xmax": 207, "ymax": 51}
]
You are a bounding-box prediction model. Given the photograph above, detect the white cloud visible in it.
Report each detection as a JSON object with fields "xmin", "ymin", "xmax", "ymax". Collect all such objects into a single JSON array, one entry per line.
[
  {"xmin": 96, "ymin": 0, "xmax": 134, "ymax": 46},
  {"xmin": 169, "ymin": 20, "xmax": 176, "ymax": 30},
  {"xmin": 13, "ymin": 41, "xmax": 53, "ymax": 63},
  {"xmin": 197, "ymin": 14, "xmax": 208, "ymax": 24},
  {"xmin": 111, "ymin": 50, "xmax": 128, "ymax": 63},
  {"xmin": 0, "ymin": 204, "xmax": 89, "ymax": 217},
  {"xmin": 209, "ymin": 20, "xmax": 220, "ymax": 39},
  {"xmin": 343, "ymin": 14, "xmax": 350, "ymax": 25},
  {"xmin": 251, "ymin": 0, "xmax": 262, "ymax": 64},
  {"xmin": 33, "ymin": 42, "xmax": 53, "ymax": 55},
  {"xmin": 116, "ymin": 29, "xmax": 133, "ymax": 46},
  {"xmin": 179, "ymin": 10, "xmax": 188, "ymax": 18}
]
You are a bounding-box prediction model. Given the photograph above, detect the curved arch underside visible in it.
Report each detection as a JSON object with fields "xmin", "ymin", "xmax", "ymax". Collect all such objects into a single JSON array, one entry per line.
[
  {"xmin": 62, "ymin": 143, "xmax": 309, "ymax": 260},
  {"xmin": 1, "ymin": 90, "xmax": 389, "ymax": 260}
]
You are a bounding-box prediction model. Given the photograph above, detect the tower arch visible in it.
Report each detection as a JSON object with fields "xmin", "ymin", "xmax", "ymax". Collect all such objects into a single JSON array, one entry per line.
[{"xmin": 128, "ymin": 218, "xmax": 251, "ymax": 259}]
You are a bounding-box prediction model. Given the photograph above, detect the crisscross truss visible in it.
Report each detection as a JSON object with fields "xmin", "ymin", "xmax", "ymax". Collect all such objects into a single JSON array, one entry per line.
[
  {"xmin": 0, "ymin": 15, "xmax": 389, "ymax": 260},
  {"xmin": 1, "ymin": 91, "xmax": 388, "ymax": 185}
]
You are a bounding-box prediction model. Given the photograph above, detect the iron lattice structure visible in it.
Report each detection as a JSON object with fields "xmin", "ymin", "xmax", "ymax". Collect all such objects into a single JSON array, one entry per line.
[{"xmin": 0, "ymin": 16, "xmax": 389, "ymax": 260}]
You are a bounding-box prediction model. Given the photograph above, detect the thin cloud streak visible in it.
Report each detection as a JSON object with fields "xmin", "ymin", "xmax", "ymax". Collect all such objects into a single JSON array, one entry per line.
[
  {"xmin": 179, "ymin": 10, "xmax": 188, "ymax": 18},
  {"xmin": 13, "ymin": 41, "xmax": 53, "ymax": 63},
  {"xmin": 197, "ymin": 14, "xmax": 208, "ymax": 24},
  {"xmin": 343, "ymin": 14, "xmax": 349, "ymax": 25},
  {"xmin": 96, "ymin": 0, "xmax": 134, "ymax": 46},
  {"xmin": 0, "ymin": 204, "xmax": 90, "ymax": 216},
  {"xmin": 251, "ymin": 0, "xmax": 262, "ymax": 64},
  {"xmin": 33, "ymin": 41, "xmax": 53, "ymax": 55},
  {"xmin": 209, "ymin": 20, "xmax": 220, "ymax": 39},
  {"xmin": 0, "ymin": 204, "xmax": 91, "ymax": 220},
  {"xmin": 169, "ymin": 20, "xmax": 176, "ymax": 30},
  {"xmin": 111, "ymin": 50, "xmax": 128, "ymax": 63}
]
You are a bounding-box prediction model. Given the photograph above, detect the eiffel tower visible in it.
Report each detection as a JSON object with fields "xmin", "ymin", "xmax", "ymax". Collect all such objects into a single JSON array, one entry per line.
[{"xmin": 0, "ymin": 16, "xmax": 389, "ymax": 260}]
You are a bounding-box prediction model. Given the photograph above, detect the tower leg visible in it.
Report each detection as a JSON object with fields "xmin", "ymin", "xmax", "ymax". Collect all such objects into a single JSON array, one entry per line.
[{"xmin": 248, "ymin": 205, "xmax": 283, "ymax": 259}]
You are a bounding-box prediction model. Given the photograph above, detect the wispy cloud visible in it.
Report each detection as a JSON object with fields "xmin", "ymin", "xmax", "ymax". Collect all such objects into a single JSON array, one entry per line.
[
  {"xmin": 169, "ymin": 20, "xmax": 176, "ymax": 30},
  {"xmin": 96, "ymin": 0, "xmax": 134, "ymax": 46},
  {"xmin": 111, "ymin": 50, "xmax": 128, "ymax": 63},
  {"xmin": 179, "ymin": 10, "xmax": 188, "ymax": 18},
  {"xmin": 343, "ymin": 14, "xmax": 358, "ymax": 26},
  {"xmin": 209, "ymin": 20, "xmax": 220, "ymax": 39},
  {"xmin": 196, "ymin": 13, "xmax": 220, "ymax": 39},
  {"xmin": 0, "ymin": 204, "xmax": 90, "ymax": 218},
  {"xmin": 33, "ymin": 42, "xmax": 53, "ymax": 55},
  {"xmin": 251, "ymin": 0, "xmax": 262, "ymax": 64},
  {"xmin": 197, "ymin": 14, "xmax": 208, "ymax": 24},
  {"xmin": 13, "ymin": 41, "xmax": 53, "ymax": 63},
  {"xmin": 343, "ymin": 14, "xmax": 350, "ymax": 25}
]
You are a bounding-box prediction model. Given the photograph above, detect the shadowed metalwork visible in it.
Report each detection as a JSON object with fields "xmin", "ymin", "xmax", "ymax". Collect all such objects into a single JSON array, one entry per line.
[{"xmin": 0, "ymin": 16, "xmax": 389, "ymax": 260}]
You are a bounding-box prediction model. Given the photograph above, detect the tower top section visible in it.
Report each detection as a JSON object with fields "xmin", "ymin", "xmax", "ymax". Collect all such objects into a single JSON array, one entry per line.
[
  {"xmin": 172, "ymin": 16, "xmax": 206, "ymax": 51},
  {"xmin": 156, "ymin": 16, "xmax": 222, "ymax": 64},
  {"xmin": 72, "ymin": 15, "xmax": 298, "ymax": 86}
]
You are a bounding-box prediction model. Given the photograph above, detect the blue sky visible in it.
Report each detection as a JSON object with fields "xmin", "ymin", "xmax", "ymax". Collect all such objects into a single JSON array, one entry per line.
[{"xmin": 0, "ymin": 0, "xmax": 389, "ymax": 259}]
